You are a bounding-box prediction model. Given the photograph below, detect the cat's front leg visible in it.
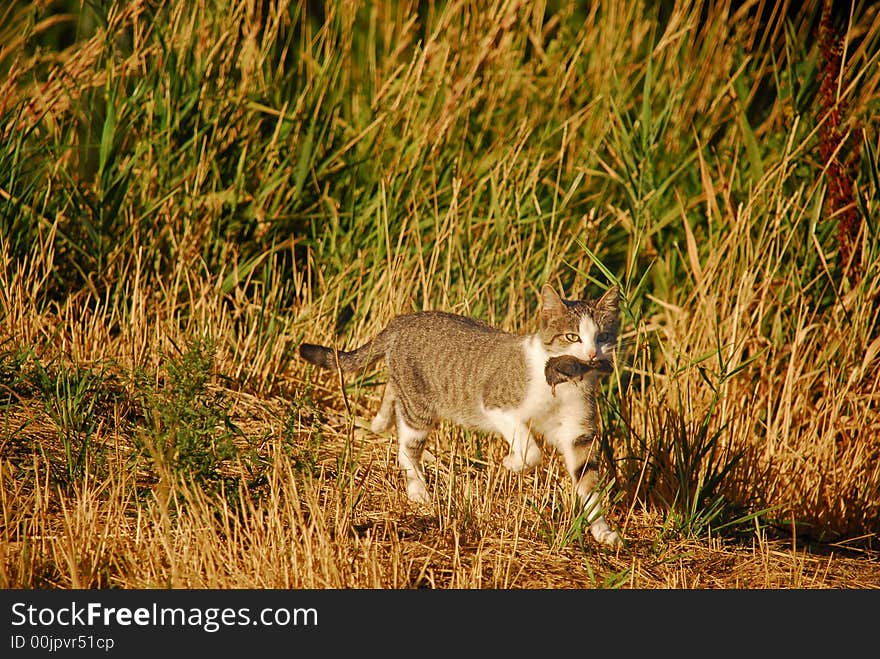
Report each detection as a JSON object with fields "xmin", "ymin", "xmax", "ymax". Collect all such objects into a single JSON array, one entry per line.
[
  {"xmin": 485, "ymin": 412, "xmax": 543, "ymax": 472},
  {"xmin": 561, "ymin": 434, "xmax": 621, "ymax": 547},
  {"xmin": 501, "ymin": 427, "xmax": 543, "ymax": 472}
]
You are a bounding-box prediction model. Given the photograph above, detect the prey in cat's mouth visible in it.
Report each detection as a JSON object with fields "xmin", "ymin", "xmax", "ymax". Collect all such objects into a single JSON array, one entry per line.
[{"xmin": 544, "ymin": 355, "xmax": 613, "ymax": 396}]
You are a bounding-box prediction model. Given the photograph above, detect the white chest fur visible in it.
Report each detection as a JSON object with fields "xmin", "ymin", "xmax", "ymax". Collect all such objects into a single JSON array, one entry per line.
[{"xmin": 517, "ymin": 336, "xmax": 592, "ymax": 444}]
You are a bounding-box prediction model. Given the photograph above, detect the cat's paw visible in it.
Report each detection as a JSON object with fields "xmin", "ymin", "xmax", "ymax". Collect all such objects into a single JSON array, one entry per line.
[
  {"xmin": 370, "ymin": 413, "xmax": 392, "ymax": 434},
  {"xmin": 589, "ymin": 519, "xmax": 622, "ymax": 547},
  {"xmin": 502, "ymin": 451, "xmax": 542, "ymax": 473},
  {"xmin": 501, "ymin": 454, "xmax": 528, "ymax": 472},
  {"xmin": 406, "ymin": 480, "xmax": 431, "ymax": 505}
]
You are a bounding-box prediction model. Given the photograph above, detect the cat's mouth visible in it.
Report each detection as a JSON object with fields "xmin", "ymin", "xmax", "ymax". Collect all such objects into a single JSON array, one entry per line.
[{"xmin": 544, "ymin": 355, "xmax": 613, "ymax": 394}]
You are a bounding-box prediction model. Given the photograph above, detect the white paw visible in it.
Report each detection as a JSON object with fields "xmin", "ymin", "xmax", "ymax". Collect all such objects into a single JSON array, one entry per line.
[
  {"xmin": 502, "ymin": 454, "xmax": 528, "ymax": 472},
  {"xmin": 370, "ymin": 414, "xmax": 390, "ymax": 434},
  {"xmin": 502, "ymin": 449, "xmax": 542, "ymax": 473},
  {"xmin": 589, "ymin": 519, "xmax": 622, "ymax": 547},
  {"xmin": 406, "ymin": 480, "xmax": 431, "ymax": 505}
]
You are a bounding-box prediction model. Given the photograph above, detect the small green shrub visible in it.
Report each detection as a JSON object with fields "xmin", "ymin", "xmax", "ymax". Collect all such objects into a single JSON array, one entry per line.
[{"xmin": 134, "ymin": 337, "xmax": 241, "ymax": 490}]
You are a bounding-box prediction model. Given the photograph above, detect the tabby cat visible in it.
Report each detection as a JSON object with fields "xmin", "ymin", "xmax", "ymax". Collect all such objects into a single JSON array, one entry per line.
[{"xmin": 299, "ymin": 284, "xmax": 622, "ymax": 546}]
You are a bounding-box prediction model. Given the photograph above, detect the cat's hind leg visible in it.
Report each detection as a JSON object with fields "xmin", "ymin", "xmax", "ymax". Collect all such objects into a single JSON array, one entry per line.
[
  {"xmin": 395, "ymin": 415, "xmax": 431, "ymax": 504},
  {"xmin": 370, "ymin": 383, "xmax": 396, "ymax": 433},
  {"xmin": 559, "ymin": 434, "xmax": 621, "ymax": 547}
]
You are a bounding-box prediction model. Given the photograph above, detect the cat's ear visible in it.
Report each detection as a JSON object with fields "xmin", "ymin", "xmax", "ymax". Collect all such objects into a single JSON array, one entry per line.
[
  {"xmin": 598, "ymin": 285, "xmax": 620, "ymax": 313},
  {"xmin": 540, "ymin": 284, "xmax": 565, "ymax": 315}
]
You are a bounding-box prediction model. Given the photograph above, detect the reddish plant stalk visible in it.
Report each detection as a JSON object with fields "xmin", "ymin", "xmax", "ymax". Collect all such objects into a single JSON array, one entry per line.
[{"xmin": 817, "ymin": 0, "xmax": 862, "ymax": 283}]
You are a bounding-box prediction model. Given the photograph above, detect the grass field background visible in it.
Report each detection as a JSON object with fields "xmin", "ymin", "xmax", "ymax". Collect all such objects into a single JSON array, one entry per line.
[{"xmin": 1, "ymin": 0, "xmax": 879, "ymax": 588}]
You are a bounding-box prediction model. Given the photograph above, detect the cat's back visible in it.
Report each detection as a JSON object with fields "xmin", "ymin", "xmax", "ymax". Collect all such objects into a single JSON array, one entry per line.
[
  {"xmin": 381, "ymin": 311, "xmax": 531, "ymax": 423},
  {"xmin": 386, "ymin": 310, "xmax": 504, "ymax": 339},
  {"xmin": 383, "ymin": 310, "xmax": 522, "ymax": 357}
]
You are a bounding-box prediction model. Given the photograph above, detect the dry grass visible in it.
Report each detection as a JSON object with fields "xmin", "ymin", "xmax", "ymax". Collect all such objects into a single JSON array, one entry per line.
[{"xmin": 2, "ymin": 385, "xmax": 878, "ymax": 589}]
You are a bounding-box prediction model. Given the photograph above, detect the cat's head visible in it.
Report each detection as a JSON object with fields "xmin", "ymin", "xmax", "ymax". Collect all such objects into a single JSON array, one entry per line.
[{"xmin": 538, "ymin": 284, "xmax": 620, "ymax": 363}]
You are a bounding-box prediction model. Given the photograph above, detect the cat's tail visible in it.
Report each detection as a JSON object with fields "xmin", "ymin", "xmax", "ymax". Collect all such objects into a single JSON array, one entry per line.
[{"xmin": 299, "ymin": 332, "xmax": 389, "ymax": 372}]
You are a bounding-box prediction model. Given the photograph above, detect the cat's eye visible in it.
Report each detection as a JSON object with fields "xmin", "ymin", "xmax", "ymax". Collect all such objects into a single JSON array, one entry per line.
[
  {"xmin": 596, "ymin": 332, "xmax": 610, "ymax": 343},
  {"xmin": 563, "ymin": 332, "xmax": 581, "ymax": 343}
]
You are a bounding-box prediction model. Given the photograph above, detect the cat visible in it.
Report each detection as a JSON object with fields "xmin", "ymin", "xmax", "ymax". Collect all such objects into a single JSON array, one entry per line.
[{"xmin": 299, "ymin": 284, "xmax": 622, "ymax": 546}]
